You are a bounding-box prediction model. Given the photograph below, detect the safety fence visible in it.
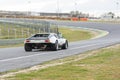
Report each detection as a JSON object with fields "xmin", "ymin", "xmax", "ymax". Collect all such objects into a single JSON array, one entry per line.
[{"xmin": 0, "ymin": 18, "xmax": 58, "ymax": 46}]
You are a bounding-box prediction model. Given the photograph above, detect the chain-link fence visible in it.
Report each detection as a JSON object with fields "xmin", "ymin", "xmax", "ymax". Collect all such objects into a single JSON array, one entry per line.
[{"xmin": 0, "ymin": 18, "xmax": 58, "ymax": 46}]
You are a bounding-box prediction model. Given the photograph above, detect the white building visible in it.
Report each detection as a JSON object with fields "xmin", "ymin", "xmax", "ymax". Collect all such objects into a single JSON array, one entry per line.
[{"xmin": 101, "ymin": 12, "xmax": 115, "ymax": 19}]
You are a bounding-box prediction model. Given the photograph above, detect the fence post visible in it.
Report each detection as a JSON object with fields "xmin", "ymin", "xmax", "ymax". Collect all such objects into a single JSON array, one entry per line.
[
  {"xmin": 21, "ymin": 28, "xmax": 24, "ymax": 38},
  {"xmin": 0, "ymin": 28, "xmax": 1, "ymax": 36},
  {"xmin": 0, "ymin": 28, "xmax": 1, "ymax": 39},
  {"xmin": 8, "ymin": 28, "xmax": 10, "ymax": 39},
  {"xmin": 39, "ymin": 28, "xmax": 41, "ymax": 33},
  {"xmin": 14, "ymin": 28, "xmax": 17, "ymax": 39},
  {"xmin": 28, "ymin": 28, "xmax": 30, "ymax": 36}
]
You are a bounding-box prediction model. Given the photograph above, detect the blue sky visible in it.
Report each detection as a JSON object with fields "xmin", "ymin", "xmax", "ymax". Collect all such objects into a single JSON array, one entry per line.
[{"xmin": 0, "ymin": 0, "xmax": 119, "ymax": 16}]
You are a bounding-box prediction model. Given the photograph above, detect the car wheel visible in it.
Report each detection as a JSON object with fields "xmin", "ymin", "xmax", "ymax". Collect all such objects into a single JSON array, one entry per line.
[
  {"xmin": 24, "ymin": 44, "xmax": 32, "ymax": 52},
  {"xmin": 62, "ymin": 41, "xmax": 68, "ymax": 49},
  {"xmin": 53, "ymin": 41, "xmax": 59, "ymax": 51}
]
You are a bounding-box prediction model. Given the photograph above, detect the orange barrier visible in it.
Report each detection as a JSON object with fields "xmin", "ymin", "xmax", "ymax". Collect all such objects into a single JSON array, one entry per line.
[
  {"xmin": 71, "ymin": 17, "xmax": 79, "ymax": 21},
  {"xmin": 0, "ymin": 16, "xmax": 88, "ymax": 21},
  {"xmin": 71, "ymin": 17, "xmax": 88, "ymax": 21},
  {"xmin": 80, "ymin": 18, "xmax": 88, "ymax": 21}
]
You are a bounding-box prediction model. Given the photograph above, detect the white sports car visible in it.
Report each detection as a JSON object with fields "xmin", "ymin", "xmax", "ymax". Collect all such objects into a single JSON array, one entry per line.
[{"xmin": 24, "ymin": 33, "xmax": 68, "ymax": 51}]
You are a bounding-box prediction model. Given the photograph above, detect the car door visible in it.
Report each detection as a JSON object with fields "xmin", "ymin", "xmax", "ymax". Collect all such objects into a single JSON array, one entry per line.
[{"xmin": 57, "ymin": 33, "xmax": 64, "ymax": 46}]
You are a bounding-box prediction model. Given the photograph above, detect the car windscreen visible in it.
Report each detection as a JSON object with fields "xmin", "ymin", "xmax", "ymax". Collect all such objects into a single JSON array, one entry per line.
[
  {"xmin": 33, "ymin": 34, "xmax": 49, "ymax": 37},
  {"xmin": 29, "ymin": 34, "xmax": 49, "ymax": 40}
]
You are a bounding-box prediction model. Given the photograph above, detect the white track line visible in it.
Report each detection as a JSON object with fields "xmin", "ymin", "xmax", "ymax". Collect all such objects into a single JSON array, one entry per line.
[{"xmin": 0, "ymin": 41, "xmax": 116, "ymax": 62}]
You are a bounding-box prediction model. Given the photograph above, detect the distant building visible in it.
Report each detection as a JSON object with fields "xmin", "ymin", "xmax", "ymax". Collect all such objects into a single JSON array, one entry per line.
[
  {"xmin": 0, "ymin": 10, "xmax": 90, "ymax": 20},
  {"xmin": 101, "ymin": 12, "xmax": 115, "ymax": 19},
  {"xmin": 0, "ymin": 11, "xmax": 27, "ymax": 17},
  {"xmin": 30, "ymin": 12, "xmax": 40, "ymax": 16},
  {"xmin": 39, "ymin": 13, "xmax": 70, "ymax": 18}
]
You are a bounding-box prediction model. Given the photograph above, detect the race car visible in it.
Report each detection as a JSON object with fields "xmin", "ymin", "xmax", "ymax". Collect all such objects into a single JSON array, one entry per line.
[{"xmin": 24, "ymin": 33, "xmax": 68, "ymax": 51}]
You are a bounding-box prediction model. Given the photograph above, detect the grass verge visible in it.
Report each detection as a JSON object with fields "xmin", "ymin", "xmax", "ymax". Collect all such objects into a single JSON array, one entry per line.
[
  {"xmin": 0, "ymin": 44, "xmax": 24, "ymax": 48},
  {"xmin": 1, "ymin": 44, "xmax": 120, "ymax": 80},
  {"xmin": 59, "ymin": 27, "xmax": 93, "ymax": 42}
]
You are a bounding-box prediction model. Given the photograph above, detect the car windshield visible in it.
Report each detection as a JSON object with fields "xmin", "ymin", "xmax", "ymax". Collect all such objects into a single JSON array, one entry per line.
[{"xmin": 33, "ymin": 34, "xmax": 49, "ymax": 37}]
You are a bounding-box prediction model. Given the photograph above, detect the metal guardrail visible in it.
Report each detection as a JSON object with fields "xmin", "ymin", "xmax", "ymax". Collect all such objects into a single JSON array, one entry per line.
[{"xmin": 0, "ymin": 38, "xmax": 25, "ymax": 46}]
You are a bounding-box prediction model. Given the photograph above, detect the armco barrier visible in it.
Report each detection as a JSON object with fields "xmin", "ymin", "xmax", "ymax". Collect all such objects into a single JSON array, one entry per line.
[{"xmin": 0, "ymin": 38, "xmax": 25, "ymax": 46}]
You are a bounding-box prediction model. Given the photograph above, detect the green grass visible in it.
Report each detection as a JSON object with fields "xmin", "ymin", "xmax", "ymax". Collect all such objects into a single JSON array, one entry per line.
[
  {"xmin": 59, "ymin": 28, "xmax": 93, "ymax": 42},
  {"xmin": 4, "ymin": 44, "xmax": 120, "ymax": 80}
]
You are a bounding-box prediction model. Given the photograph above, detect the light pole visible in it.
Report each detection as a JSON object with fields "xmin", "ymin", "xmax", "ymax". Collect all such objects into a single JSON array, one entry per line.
[
  {"xmin": 116, "ymin": 1, "xmax": 119, "ymax": 18},
  {"xmin": 114, "ymin": 0, "xmax": 119, "ymax": 18},
  {"xmin": 74, "ymin": 0, "xmax": 77, "ymax": 12},
  {"xmin": 74, "ymin": 0, "xmax": 79, "ymax": 18},
  {"xmin": 57, "ymin": 0, "xmax": 60, "ymax": 18},
  {"xmin": 56, "ymin": 0, "xmax": 60, "ymax": 34},
  {"xmin": 27, "ymin": 0, "xmax": 31, "ymax": 16}
]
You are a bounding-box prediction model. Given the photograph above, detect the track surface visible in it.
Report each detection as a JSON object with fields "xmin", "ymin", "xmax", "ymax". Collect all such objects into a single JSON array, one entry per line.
[{"xmin": 0, "ymin": 20, "xmax": 120, "ymax": 72}]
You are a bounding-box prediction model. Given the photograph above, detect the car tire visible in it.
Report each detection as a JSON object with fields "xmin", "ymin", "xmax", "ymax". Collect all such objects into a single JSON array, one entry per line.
[
  {"xmin": 24, "ymin": 44, "xmax": 32, "ymax": 52},
  {"xmin": 62, "ymin": 40, "xmax": 68, "ymax": 49},
  {"xmin": 52, "ymin": 41, "xmax": 59, "ymax": 51}
]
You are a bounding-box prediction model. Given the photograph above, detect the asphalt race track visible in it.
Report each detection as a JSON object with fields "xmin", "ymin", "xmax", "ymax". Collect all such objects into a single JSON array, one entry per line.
[{"xmin": 0, "ymin": 19, "xmax": 120, "ymax": 72}]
